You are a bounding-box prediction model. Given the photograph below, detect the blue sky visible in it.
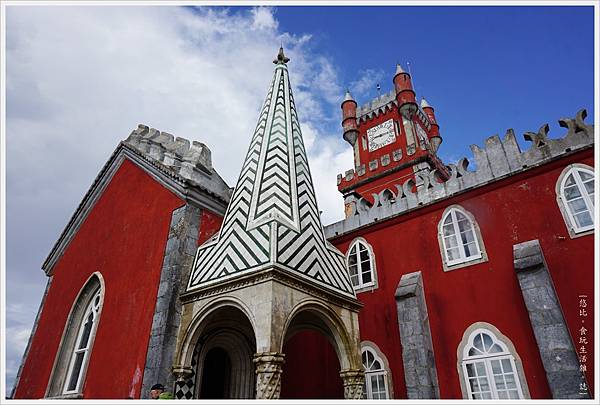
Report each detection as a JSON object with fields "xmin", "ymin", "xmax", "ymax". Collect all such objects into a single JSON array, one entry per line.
[
  {"xmin": 272, "ymin": 5, "xmax": 595, "ymax": 162},
  {"xmin": 3, "ymin": 5, "xmax": 595, "ymax": 394}
]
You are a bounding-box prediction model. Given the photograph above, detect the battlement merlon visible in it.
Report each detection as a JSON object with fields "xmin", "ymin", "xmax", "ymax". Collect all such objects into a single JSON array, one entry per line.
[
  {"xmin": 123, "ymin": 124, "xmax": 233, "ymax": 203},
  {"xmin": 326, "ymin": 109, "xmax": 594, "ymax": 239},
  {"xmin": 337, "ymin": 150, "xmax": 449, "ymax": 194}
]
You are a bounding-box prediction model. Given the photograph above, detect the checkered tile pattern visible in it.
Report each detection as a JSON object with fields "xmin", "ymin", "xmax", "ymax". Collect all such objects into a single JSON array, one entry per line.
[{"xmin": 174, "ymin": 346, "xmax": 199, "ymax": 399}]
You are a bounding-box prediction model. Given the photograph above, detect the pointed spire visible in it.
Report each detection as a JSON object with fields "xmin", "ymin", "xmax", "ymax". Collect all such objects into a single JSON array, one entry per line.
[
  {"xmin": 343, "ymin": 89, "xmax": 355, "ymax": 103},
  {"xmin": 273, "ymin": 46, "xmax": 290, "ymax": 65},
  {"xmin": 395, "ymin": 63, "xmax": 405, "ymax": 75},
  {"xmin": 187, "ymin": 49, "xmax": 355, "ymax": 298},
  {"xmin": 420, "ymin": 97, "xmax": 432, "ymax": 108}
]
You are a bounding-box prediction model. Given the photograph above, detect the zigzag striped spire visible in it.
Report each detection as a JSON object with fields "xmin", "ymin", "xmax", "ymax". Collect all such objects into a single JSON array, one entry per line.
[{"xmin": 187, "ymin": 48, "xmax": 355, "ymax": 298}]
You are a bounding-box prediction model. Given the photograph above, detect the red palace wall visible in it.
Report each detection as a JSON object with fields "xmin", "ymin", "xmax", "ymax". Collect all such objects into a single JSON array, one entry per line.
[
  {"xmin": 281, "ymin": 330, "xmax": 344, "ymax": 399},
  {"xmin": 327, "ymin": 149, "xmax": 594, "ymax": 399},
  {"xmin": 15, "ymin": 159, "xmax": 186, "ymax": 399},
  {"xmin": 198, "ymin": 209, "xmax": 224, "ymax": 246}
]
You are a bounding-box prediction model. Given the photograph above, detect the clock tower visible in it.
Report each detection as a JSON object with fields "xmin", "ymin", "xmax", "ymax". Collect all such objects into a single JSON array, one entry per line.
[{"xmin": 338, "ymin": 64, "xmax": 448, "ymax": 217}]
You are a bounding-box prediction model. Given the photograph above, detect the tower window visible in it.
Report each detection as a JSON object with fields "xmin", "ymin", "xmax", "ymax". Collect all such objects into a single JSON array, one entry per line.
[
  {"xmin": 362, "ymin": 346, "xmax": 390, "ymax": 399},
  {"xmin": 346, "ymin": 238, "xmax": 377, "ymax": 291},
  {"xmin": 459, "ymin": 326, "xmax": 526, "ymax": 400},
  {"xmin": 556, "ymin": 164, "xmax": 594, "ymax": 236}
]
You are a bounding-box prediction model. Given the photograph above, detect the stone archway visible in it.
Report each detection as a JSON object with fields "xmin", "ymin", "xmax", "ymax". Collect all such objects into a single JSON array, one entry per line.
[
  {"xmin": 173, "ymin": 300, "xmax": 256, "ymax": 399},
  {"xmin": 277, "ymin": 300, "xmax": 364, "ymax": 399}
]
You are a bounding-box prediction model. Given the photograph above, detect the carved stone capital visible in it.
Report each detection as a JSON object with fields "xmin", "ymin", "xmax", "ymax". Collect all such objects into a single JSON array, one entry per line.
[
  {"xmin": 171, "ymin": 365, "xmax": 193, "ymax": 381},
  {"xmin": 339, "ymin": 368, "xmax": 365, "ymax": 399},
  {"xmin": 253, "ymin": 352, "xmax": 285, "ymax": 399}
]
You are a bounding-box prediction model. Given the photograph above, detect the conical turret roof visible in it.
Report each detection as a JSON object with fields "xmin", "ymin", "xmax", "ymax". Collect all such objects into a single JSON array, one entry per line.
[
  {"xmin": 187, "ymin": 49, "xmax": 355, "ymax": 298},
  {"xmin": 343, "ymin": 89, "xmax": 355, "ymax": 103}
]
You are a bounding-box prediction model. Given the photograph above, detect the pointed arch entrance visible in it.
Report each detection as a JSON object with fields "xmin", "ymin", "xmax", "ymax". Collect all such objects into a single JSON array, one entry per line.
[
  {"xmin": 174, "ymin": 300, "xmax": 256, "ymax": 399},
  {"xmin": 279, "ymin": 300, "xmax": 361, "ymax": 399}
]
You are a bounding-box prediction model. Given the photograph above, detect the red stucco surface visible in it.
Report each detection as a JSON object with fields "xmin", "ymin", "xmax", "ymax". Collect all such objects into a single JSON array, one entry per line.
[
  {"xmin": 330, "ymin": 150, "xmax": 594, "ymax": 399},
  {"xmin": 197, "ymin": 208, "xmax": 224, "ymax": 246},
  {"xmin": 14, "ymin": 159, "xmax": 184, "ymax": 399},
  {"xmin": 281, "ymin": 330, "xmax": 344, "ymax": 399}
]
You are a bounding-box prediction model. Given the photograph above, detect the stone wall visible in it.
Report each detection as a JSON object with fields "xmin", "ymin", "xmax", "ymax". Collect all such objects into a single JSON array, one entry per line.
[{"xmin": 141, "ymin": 204, "xmax": 201, "ymax": 397}]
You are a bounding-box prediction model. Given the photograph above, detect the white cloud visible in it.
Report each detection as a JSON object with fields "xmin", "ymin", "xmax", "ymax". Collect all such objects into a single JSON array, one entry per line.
[
  {"xmin": 5, "ymin": 5, "xmax": 358, "ymax": 391},
  {"xmin": 349, "ymin": 68, "xmax": 386, "ymax": 99}
]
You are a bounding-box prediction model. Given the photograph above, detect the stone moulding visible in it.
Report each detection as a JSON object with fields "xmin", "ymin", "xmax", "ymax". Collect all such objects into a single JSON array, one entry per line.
[
  {"xmin": 180, "ymin": 264, "xmax": 363, "ymax": 313},
  {"xmin": 325, "ymin": 109, "xmax": 594, "ymax": 239}
]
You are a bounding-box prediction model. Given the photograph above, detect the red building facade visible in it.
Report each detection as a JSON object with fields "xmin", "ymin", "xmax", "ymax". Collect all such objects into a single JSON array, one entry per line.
[
  {"xmin": 323, "ymin": 66, "xmax": 594, "ymax": 399},
  {"xmin": 12, "ymin": 56, "xmax": 594, "ymax": 400}
]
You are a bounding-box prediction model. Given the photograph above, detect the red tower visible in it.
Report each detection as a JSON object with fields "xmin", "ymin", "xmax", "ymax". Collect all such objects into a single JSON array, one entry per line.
[{"xmin": 337, "ymin": 64, "xmax": 448, "ymax": 215}]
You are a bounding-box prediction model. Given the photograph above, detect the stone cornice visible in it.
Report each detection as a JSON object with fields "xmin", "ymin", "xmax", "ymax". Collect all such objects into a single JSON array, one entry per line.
[{"xmin": 180, "ymin": 265, "xmax": 363, "ymax": 312}]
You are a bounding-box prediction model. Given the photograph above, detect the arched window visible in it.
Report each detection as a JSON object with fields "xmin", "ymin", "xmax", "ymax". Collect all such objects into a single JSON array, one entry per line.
[
  {"xmin": 459, "ymin": 327, "xmax": 526, "ymax": 400},
  {"xmin": 46, "ymin": 274, "xmax": 104, "ymax": 398},
  {"xmin": 63, "ymin": 288, "xmax": 102, "ymax": 394},
  {"xmin": 438, "ymin": 206, "xmax": 487, "ymax": 270},
  {"xmin": 557, "ymin": 165, "xmax": 594, "ymax": 235},
  {"xmin": 362, "ymin": 346, "xmax": 389, "ymax": 399},
  {"xmin": 346, "ymin": 238, "xmax": 376, "ymax": 291}
]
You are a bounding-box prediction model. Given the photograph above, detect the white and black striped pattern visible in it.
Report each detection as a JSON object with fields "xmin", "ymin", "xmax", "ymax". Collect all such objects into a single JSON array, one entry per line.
[{"xmin": 187, "ymin": 61, "xmax": 355, "ymax": 298}]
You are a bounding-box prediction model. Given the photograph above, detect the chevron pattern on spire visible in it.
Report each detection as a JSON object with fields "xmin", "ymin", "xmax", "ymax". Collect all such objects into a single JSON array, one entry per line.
[{"xmin": 187, "ymin": 51, "xmax": 355, "ymax": 298}]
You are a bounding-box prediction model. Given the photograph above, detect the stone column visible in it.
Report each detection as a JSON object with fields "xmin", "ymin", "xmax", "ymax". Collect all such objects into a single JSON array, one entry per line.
[
  {"xmin": 339, "ymin": 369, "xmax": 365, "ymax": 399},
  {"xmin": 395, "ymin": 271, "xmax": 440, "ymax": 399},
  {"xmin": 142, "ymin": 204, "xmax": 201, "ymax": 397},
  {"xmin": 513, "ymin": 240, "xmax": 589, "ymax": 399},
  {"xmin": 254, "ymin": 352, "xmax": 285, "ymax": 399},
  {"xmin": 171, "ymin": 366, "xmax": 194, "ymax": 399}
]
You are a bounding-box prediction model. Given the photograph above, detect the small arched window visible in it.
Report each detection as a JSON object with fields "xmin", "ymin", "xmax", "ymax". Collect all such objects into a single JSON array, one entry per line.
[
  {"xmin": 362, "ymin": 347, "xmax": 389, "ymax": 399},
  {"xmin": 557, "ymin": 165, "xmax": 594, "ymax": 235},
  {"xmin": 346, "ymin": 239, "xmax": 376, "ymax": 291},
  {"xmin": 460, "ymin": 328, "xmax": 525, "ymax": 400},
  {"xmin": 46, "ymin": 274, "xmax": 104, "ymax": 398},
  {"xmin": 439, "ymin": 206, "xmax": 486, "ymax": 269}
]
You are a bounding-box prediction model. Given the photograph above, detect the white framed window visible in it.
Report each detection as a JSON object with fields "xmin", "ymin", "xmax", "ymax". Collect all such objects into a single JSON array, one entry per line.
[
  {"xmin": 63, "ymin": 288, "xmax": 102, "ymax": 394},
  {"xmin": 346, "ymin": 238, "xmax": 376, "ymax": 291},
  {"xmin": 460, "ymin": 328, "xmax": 525, "ymax": 400},
  {"xmin": 362, "ymin": 347, "xmax": 389, "ymax": 399},
  {"xmin": 438, "ymin": 206, "xmax": 487, "ymax": 270},
  {"xmin": 557, "ymin": 165, "xmax": 594, "ymax": 235},
  {"xmin": 46, "ymin": 273, "xmax": 104, "ymax": 399}
]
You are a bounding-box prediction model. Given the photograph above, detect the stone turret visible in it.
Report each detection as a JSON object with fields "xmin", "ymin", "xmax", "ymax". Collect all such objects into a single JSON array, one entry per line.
[
  {"xmin": 393, "ymin": 63, "xmax": 418, "ymax": 118},
  {"xmin": 420, "ymin": 98, "xmax": 442, "ymax": 153},
  {"xmin": 341, "ymin": 90, "xmax": 359, "ymax": 146}
]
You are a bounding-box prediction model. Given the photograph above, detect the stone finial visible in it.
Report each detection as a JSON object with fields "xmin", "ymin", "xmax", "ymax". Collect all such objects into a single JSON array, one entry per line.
[
  {"xmin": 524, "ymin": 124, "xmax": 550, "ymax": 148},
  {"xmin": 273, "ymin": 46, "xmax": 290, "ymax": 65}
]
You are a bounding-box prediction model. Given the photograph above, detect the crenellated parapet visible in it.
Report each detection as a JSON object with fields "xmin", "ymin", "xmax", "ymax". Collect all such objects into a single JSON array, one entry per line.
[
  {"xmin": 123, "ymin": 124, "xmax": 232, "ymax": 202},
  {"xmin": 325, "ymin": 109, "xmax": 594, "ymax": 239}
]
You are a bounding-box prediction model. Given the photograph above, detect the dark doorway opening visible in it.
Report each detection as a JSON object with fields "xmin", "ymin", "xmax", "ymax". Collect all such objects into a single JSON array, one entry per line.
[{"xmin": 199, "ymin": 347, "xmax": 231, "ymax": 399}]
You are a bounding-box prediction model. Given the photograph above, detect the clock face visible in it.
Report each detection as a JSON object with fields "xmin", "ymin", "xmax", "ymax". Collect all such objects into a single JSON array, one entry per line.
[{"xmin": 367, "ymin": 119, "xmax": 396, "ymax": 152}]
